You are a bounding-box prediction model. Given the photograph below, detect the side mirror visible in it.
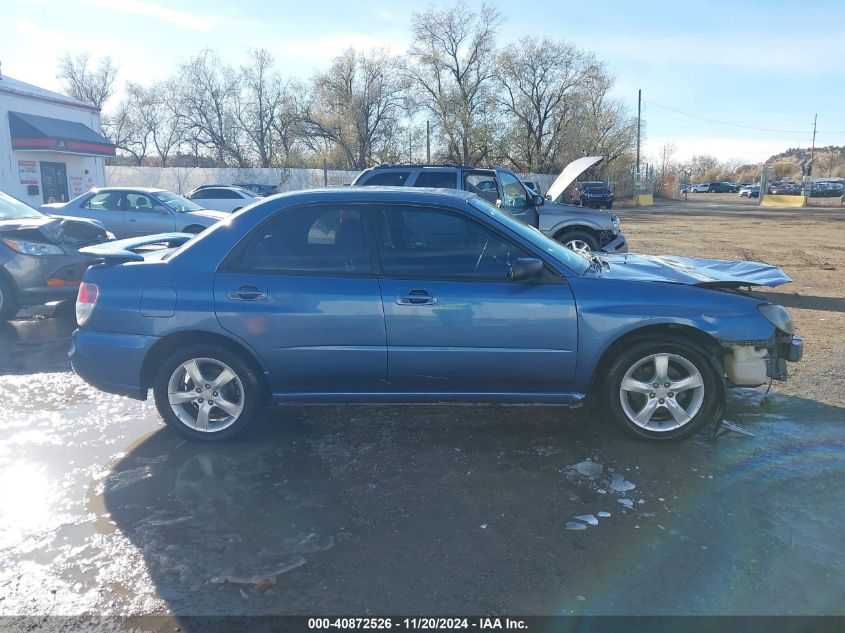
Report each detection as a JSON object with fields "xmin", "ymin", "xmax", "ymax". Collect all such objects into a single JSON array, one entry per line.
[
  {"xmin": 152, "ymin": 205, "xmax": 170, "ymax": 214},
  {"xmin": 510, "ymin": 257, "xmax": 544, "ymax": 281},
  {"xmin": 533, "ymin": 194, "xmax": 544, "ymax": 206}
]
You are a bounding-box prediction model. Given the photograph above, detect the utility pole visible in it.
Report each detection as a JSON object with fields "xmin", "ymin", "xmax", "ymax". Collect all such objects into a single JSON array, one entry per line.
[
  {"xmin": 426, "ymin": 120, "xmax": 431, "ymax": 163},
  {"xmin": 811, "ymin": 113, "xmax": 817, "ymax": 160},
  {"xmin": 408, "ymin": 127, "xmax": 412, "ymax": 163},
  {"xmin": 636, "ymin": 89, "xmax": 641, "ymax": 181}
]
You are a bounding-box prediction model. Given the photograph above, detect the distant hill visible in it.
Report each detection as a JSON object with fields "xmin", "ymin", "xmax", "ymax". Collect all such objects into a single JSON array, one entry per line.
[
  {"xmin": 764, "ymin": 146, "xmax": 845, "ymax": 179},
  {"xmin": 766, "ymin": 145, "xmax": 845, "ymax": 163}
]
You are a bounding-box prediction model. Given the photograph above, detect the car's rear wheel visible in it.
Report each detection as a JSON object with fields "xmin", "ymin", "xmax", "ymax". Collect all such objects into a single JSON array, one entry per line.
[
  {"xmin": 153, "ymin": 344, "xmax": 263, "ymax": 441},
  {"xmin": 0, "ymin": 275, "xmax": 20, "ymax": 321},
  {"xmin": 605, "ymin": 338, "xmax": 721, "ymax": 441},
  {"xmin": 557, "ymin": 230, "xmax": 599, "ymax": 253}
]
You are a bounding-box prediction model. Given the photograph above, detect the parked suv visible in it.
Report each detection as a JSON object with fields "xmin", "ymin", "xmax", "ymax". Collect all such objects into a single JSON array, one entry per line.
[{"xmin": 352, "ymin": 164, "xmax": 627, "ymax": 253}]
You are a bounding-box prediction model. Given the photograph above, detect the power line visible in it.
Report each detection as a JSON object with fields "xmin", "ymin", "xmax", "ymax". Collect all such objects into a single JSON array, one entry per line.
[{"xmin": 643, "ymin": 99, "xmax": 845, "ymax": 135}]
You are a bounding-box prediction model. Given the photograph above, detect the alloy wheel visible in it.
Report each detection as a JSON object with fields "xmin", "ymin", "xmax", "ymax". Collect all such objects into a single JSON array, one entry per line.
[
  {"xmin": 618, "ymin": 352, "xmax": 705, "ymax": 431},
  {"xmin": 166, "ymin": 357, "xmax": 245, "ymax": 432}
]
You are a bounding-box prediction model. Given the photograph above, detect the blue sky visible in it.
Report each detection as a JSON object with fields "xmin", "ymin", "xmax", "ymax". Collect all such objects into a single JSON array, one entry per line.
[{"xmin": 4, "ymin": 0, "xmax": 844, "ymax": 163}]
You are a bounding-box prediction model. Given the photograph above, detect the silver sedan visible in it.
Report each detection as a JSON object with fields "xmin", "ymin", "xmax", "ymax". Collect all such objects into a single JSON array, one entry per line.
[{"xmin": 41, "ymin": 187, "xmax": 227, "ymax": 239}]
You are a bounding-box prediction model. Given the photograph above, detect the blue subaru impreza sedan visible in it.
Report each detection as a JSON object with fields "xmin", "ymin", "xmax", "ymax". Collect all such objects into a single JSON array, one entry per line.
[{"xmin": 70, "ymin": 188, "xmax": 802, "ymax": 442}]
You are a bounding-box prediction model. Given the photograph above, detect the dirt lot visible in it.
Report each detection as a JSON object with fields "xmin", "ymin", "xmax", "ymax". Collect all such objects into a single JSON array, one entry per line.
[{"xmin": 620, "ymin": 195, "xmax": 845, "ymax": 407}]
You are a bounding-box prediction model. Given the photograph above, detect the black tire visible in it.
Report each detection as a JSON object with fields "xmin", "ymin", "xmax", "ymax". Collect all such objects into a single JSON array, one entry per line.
[
  {"xmin": 153, "ymin": 343, "xmax": 264, "ymax": 441},
  {"xmin": 604, "ymin": 337, "xmax": 722, "ymax": 441},
  {"xmin": 0, "ymin": 274, "xmax": 20, "ymax": 321},
  {"xmin": 556, "ymin": 229, "xmax": 599, "ymax": 252}
]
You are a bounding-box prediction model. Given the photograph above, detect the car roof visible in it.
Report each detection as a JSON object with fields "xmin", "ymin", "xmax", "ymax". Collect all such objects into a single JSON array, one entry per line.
[{"xmin": 267, "ymin": 186, "xmax": 476, "ymax": 206}]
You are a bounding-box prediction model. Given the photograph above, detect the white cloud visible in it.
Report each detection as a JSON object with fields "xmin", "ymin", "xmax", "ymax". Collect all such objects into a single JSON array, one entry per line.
[{"xmin": 77, "ymin": 0, "xmax": 228, "ymax": 32}]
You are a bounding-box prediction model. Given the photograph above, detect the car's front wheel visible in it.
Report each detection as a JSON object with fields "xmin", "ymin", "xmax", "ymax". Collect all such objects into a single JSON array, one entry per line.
[
  {"xmin": 153, "ymin": 344, "xmax": 263, "ymax": 441},
  {"xmin": 605, "ymin": 338, "xmax": 721, "ymax": 440},
  {"xmin": 557, "ymin": 230, "xmax": 599, "ymax": 253}
]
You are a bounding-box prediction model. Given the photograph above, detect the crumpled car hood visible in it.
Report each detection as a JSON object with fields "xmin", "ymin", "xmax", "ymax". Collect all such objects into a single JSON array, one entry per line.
[
  {"xmin": 0, "ymin": 215, "xmax": 109, "ymax": 249},
  {"xmin": 591, "ymin": 253, "xmax": 792, "ymax": 288}
]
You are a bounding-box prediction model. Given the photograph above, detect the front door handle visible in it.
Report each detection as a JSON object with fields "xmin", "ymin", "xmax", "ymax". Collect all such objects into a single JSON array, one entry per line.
[
  {"xmin": 396, "ymin": 289, "xmax": 436, "ymax": 306},
  {"xmin": 229, "ymin": 284, "xmax": 267, "ymax": 301}
]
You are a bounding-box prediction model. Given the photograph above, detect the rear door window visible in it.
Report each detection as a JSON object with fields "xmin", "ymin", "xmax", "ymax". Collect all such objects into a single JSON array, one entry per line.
[
  {"xmin": 233, "ymin": 206, "xmax": 372, "ymax": 274},
  {"xmin": 83, "ymin": 192, "xmax": 123, "ymax": 211},
  {"xmin": 412, "ymin": 171, "xmax": 458, "ymax": 189}
]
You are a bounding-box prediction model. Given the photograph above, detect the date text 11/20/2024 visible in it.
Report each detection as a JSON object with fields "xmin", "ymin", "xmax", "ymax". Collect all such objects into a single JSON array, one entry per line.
[{"xmin": 308, "ymin": 618, "xmax": 528, "ymax": 630}]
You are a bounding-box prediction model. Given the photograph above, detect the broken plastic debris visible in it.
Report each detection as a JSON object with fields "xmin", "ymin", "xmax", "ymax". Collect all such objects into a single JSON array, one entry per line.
[
  {"xmin": 716, "ymin": 420, "xmax": 755, "ymax": 438},
  {"xmin": 574, "ymin": 514, "xmax": 598, "ymax": 526},
  {"xmin": 566, "ymin": 522, "xmax": 587, "ymax": 531},
  {"xmin": 610, "ymin": 474, "xmax": 636, "ymax": 492},
  {"xmin": 573, "ymin": 459, "xmax": 603, "ymax": 478},
  {"xmin": 210, "ymin": 557, "xmax": 307, "ymax": 585},
  {"xmin": 295, "ymin": 533, "xmax": 335, "ymax": 553},
  {"xmin": 617, "ymin": 498, "xmax": 634, "ymax": 509},
  {"xmin": 597, "ymin": 511, "xmax": 611, "ymax": 518},
  {"xmin": 480, "ymin": 524, "xmax": 488, "ymax": 529},
  {"xmin": 576, "ymin": 595, "xmax": 586, "ymax": 601}
]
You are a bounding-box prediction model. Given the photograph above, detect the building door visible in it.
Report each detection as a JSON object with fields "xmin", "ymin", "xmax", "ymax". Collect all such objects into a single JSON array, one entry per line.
[{"xmin": 40, "ymin": 162, "xmax": 69, "ymax": 204}]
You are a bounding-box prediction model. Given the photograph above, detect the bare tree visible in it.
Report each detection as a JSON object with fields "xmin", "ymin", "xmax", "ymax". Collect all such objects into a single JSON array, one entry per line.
[
  {"xmin": 407, "ymin": 3, "xmax": 502, "ymax": 166},
  {"xmin": 574, "ymin": 64, "xmax": 637, "ymax": 177},
  {"xmin": 103, "ymin": 99, "xmax": 149, "ymax": 165},
  {"xmin": 237, "ymin": 49, "xmax": 283, "ymax": 167},
  {"xmin": 301, "ymin": 48, "xmax": 409, "ymax": 170},
  {"xmin": 174, "ymin": 50, "xmax": 247, "ymax": 166},
  {"xmin": 126, "ymin": 82, "xmax": 184, "ymax": 166},
  {"xmin": 496, "ymin": 37, "xmax": 589, "ymax": 172},
  {"xmin": 57, "ymin": 53, "xmax": 118, "ymax": 109}
]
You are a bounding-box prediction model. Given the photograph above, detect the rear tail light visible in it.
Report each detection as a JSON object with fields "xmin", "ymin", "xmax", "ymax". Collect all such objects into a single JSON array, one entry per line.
[{"xmin": 76, "ymin": 282, "xmax": 99, "ymax": 326}]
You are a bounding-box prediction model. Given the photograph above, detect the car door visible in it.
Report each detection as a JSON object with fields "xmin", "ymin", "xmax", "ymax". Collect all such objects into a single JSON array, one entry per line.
[
  {"xmin": 495, "ymin": 167, "xmax": 540, "ymax": 228},
  {"xmin": 214, "ymin": 204, "xmax": 387, "ymax": 395},
  {"xmin": 372, "ymin": 204, "xmax": 578, "ymax": 396},
  {"xmin": 76, "ymin": 191, "xmax": 126, "ymax": 236},
  {"xmin": 201, "ymin": 188, "xmax": 239, "ymax": 212},
  {"xmin": 123, "ymin": 192, "xmax": 177, "ymax": 236}
]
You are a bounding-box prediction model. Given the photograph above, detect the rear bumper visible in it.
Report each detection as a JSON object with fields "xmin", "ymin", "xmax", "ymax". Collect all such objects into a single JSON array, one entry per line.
[{"xmin": 70, "ymin": 328, "xmax": 157, "ymax": 400}]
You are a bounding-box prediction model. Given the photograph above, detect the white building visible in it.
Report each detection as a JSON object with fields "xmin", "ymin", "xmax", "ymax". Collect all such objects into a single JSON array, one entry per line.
[{"xmin": 0, "ymin": 74, "xmax": 115, "ymax": 207}]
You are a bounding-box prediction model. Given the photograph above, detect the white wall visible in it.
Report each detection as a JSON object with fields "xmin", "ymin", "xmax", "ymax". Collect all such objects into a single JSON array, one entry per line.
[{"xmin": 0, "ymin": 91, "xmax": 107, "ymax": 206}]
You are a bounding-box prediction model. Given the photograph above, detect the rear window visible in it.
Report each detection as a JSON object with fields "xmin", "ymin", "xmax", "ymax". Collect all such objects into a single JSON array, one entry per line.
[
  {"xmin": 358, "ymin": 171, "xmax": 411, "ymax": 187},
  {"xmin": 412, "ymin": 171, "xmax": 457, "ymax": 189}
]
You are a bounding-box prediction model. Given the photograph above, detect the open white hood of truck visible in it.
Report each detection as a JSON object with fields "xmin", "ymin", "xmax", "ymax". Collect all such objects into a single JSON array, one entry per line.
[{"xmin": 545, "ymin": 156, "xmax": 604, "ymax": 202}]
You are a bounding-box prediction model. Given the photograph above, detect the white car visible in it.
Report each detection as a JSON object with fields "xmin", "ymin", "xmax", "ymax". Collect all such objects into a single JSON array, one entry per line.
[
  {"xmin": 690, "ymin": 183, "xmax": 710, "ymax": 193},
  {"xmin": 186, "ymin": 186, "xmax": 258, "ymax": 213}
]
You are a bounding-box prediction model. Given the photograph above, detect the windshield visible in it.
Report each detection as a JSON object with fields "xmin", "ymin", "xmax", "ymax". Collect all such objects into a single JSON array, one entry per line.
[
  {"xmin": 0, "ymin": 191, "xmax": 43, "ymax": 220},
  {"xmin": 467, "ymin": 196, "xmax": 589, "ymax": 274},
  {"xmin": 152, "ymin": 191, "xmax": 204, "ymax": 213}
]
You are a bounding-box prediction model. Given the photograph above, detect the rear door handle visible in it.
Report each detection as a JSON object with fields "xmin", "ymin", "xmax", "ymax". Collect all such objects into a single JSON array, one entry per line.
[
  {"xmin": 396, "ymin": 289, "xmax": 436, "ymax": 305},
  {"xmin": 229, "ymin": 284, "xmax": 267, "ymax": 301}
]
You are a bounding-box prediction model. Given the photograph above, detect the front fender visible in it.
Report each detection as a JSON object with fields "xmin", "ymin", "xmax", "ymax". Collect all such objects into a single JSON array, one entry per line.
[{"xmin": 568, "ymin": 277, "xmax": 777, "ymax": 393}]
